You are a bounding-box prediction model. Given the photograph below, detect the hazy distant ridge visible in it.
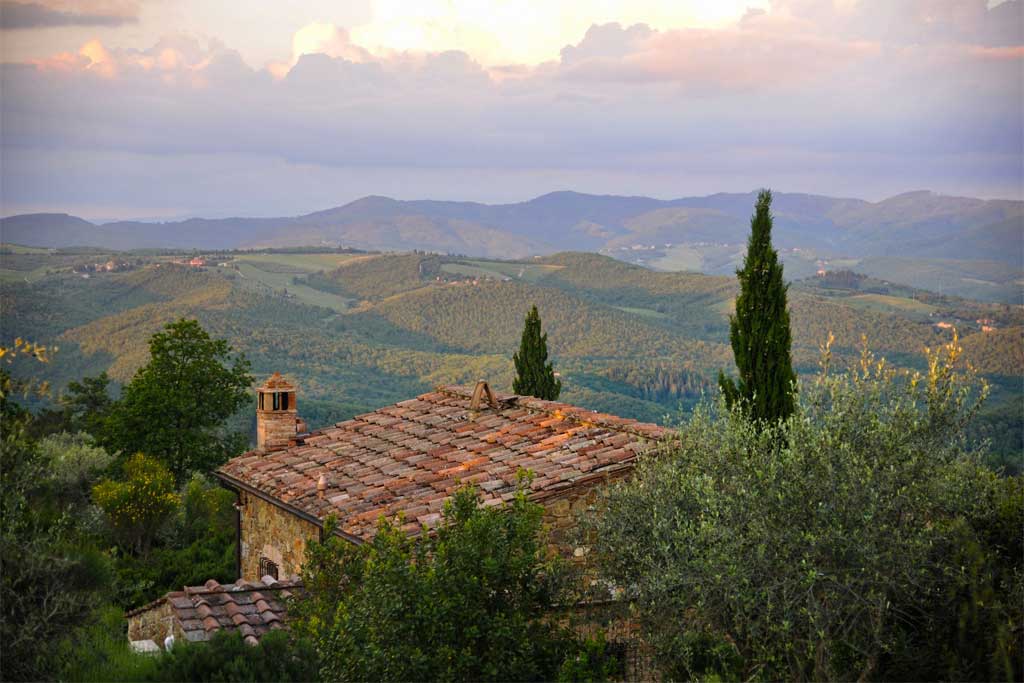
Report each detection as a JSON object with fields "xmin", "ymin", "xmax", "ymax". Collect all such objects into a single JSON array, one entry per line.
[{"xmin": 2, "ymin": 190, "xmax": 1021, "ymax": 264}]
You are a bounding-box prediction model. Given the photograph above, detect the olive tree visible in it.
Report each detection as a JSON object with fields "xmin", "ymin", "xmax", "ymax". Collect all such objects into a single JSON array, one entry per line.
[{"xmin": 591, "ymin": 334, "xmax": 1022, "ymax": 681}]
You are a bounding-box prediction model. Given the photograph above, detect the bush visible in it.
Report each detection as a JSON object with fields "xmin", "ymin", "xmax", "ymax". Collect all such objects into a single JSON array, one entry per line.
[
  {"xmin": 293, "ymin": 484, "xmax": 583, "ymax": 682},
  {"xmin": 94, "ymin": 453, "xmax": 180, "ymax": 554},
  {"xmin": 557, "ymin": 633, "xmax": 624, "ymax": 682},
  {"xmin": 36, "ymin": 431, "xmax": 113, "ymax": 505},
  {"xmin": 60, "ymin": 605, "xmax": 159, "ymax": 683},
  {"xmin": 112, "ymin": 474, "xmax": 237, "ymax": 609},
  {"xmin": 591, "ymin": 336, "xmax": 1023, "ymax": 680},
  {"xmin": 1, "ymin": 396, "xmax": 112, "ymax": 681},
  {"xmin": 60, "ymin": 612, "xmax": 318, "ymax": 683},
  {"xmin": 144, "ymin": 630, "xmax": 320, "ymax": 682}
]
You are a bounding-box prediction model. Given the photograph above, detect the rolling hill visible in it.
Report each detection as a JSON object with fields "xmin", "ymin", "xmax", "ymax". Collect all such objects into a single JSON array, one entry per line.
[
  {"xmin": 4, "ymin": 190, "xmax": 1021, "ymax": 267},
  {"xmin": 2, "ymin": 249, "xmax": 1019, "ymax": 469}
]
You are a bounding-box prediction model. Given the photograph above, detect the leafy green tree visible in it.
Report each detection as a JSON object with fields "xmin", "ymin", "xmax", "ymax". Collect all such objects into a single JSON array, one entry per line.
[
  {"xmin": 36, "ymin": 431, "xmax": 113, "ymax": 506},
  {"xmin": 593, "ymin": 337, "xmax": 1022, "ymax": 681},
  {"xmin": 718, "ymin": 189, "xmax": 797, "ymax": 423},
  {"xmin": 61, "ymin": 371, "xmax": 115, "ymax": 441},
  {"xmin": 293, "ymin": 485, "xmax": 581, "ymax": 682},
  {"xmin": 107, "ymin": 319, "xmax": 252, "ymax": 482},
  {"xmin": 93, "ymin": 453, "xmax": 180, "ymax": 554},
  {"xmin": 110, "ymin": 474, "xmax": 237, "ymax": 609},
  {"xmin": 1, "ymin": 373, "xmax": 112, "ymax": 682},
  {"xmin": 513, "ymin": 305, "xmax": 562, "ymax": 400}
]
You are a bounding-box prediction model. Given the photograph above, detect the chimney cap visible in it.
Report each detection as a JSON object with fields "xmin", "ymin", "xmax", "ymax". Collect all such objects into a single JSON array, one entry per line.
[
  {"xmin": 317, "ymin": 474, "xmax": 327, "ymax": 499},
  {"xmin": 261, "ymin": 372, "xmax": 296, "ymax": 391}
]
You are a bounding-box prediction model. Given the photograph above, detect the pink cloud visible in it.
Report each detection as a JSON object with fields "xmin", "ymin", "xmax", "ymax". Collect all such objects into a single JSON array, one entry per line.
[{"xmin": 559, "ymin": 24, "xmax": 880, "ymax": 91}]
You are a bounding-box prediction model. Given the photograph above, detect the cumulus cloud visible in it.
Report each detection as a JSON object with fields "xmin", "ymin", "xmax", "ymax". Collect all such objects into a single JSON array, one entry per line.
[
  {"xmin": 1, "ymin": 2, "xmax": 1021, "ymax": 217},
  {"xmin": 0, "ymin": 0, "xmax": 136, "ymax": 29}
]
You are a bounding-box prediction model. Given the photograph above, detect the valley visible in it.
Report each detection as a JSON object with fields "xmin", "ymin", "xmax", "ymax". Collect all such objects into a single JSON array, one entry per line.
[
  {"xmin": 3, "ymin": 188, "xmax": 1021, "ymax": 303},
  {"xmin": 2, "ymin": 246, "xmax": 1020, "ymax": 470}
]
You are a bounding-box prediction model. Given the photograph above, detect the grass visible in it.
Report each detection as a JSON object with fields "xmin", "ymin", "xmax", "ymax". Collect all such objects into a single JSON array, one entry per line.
[
  {"xmin": 854, "ymin": 257, "xmax": 1022, "ymax": 304},
  {"xmin": 229, "ymin": 262, "xmax": 354, "ymax": 312},
  {"xmin": 649, "ymin": 245, "xmax": 705, "ymax": 272},
  {"xmin": 234, "ymin": 252, "xmax": 364, "ymax": 273},
  {"xmin": 0, "ymin": 266, "xmax": 52, "ymax": 283},
  {"xmin": 846, "ymin": 293, "xmax": 937, "ymax": 318},
  {"xmin": 459, "ymin": 259, "xmax": 563, "ymax": 282},
  {"xmin": 0, "ymin": 243, "xmax": 51, "ymax": 254},
  {"xmin": 612, "ymin": 305, "xmax": 671, "ymax": 319},
  {"xmin": 441, "ymin": 263, "xmax": 508, "ymax": 279}
]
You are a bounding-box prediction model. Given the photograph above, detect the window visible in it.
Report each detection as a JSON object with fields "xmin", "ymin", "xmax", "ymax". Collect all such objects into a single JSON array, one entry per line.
[
  {"xmin": 281, "ymin": 392, "xmax": 289, "ymax": 410},
  {"xmin": 259, "ymin": 557, "xmax": 279, "ymax": 580},
  {"xmin": 258, "ymin": 393, "xmax": 265, "ymax": 410},
  {"xmin": 272, "ymin": 392, "xmax": 280, "ymax": 410}
]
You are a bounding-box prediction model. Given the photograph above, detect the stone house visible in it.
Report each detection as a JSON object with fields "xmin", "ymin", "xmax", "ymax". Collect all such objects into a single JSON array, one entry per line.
[
  {"xmin": 126, "ymin": 577, "xmax": 297, "ymax": 651},
  {"xmin": 128, "ymin": 373, "xmax": 666, "ymax": 650}
]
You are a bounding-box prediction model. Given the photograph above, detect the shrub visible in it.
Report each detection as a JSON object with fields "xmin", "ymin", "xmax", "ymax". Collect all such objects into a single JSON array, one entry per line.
[
  {"xmin": 112, "ymin": 474, "xmax": 236, "ymax": 609},
  {"xmin": 94, "ymin": 453, "xmax": 179, "ymax": 554},
  {"xmin": 144, "ymin": 630, "xmax": 319, "ymax": 682},
  {"xmin": 61, "ymin": 612, "xmax": 318, "ymax": 683},
  {"xmin": 36, "ymin": 431, "xmax": 113, "ymax": 504},
  {"xmin": 591, "ymin": 336, "xmax": 1023, "ymax": 680},
  {"xmin": 293, "ymin": 484, "xmax": 582, "ymax": 682}
]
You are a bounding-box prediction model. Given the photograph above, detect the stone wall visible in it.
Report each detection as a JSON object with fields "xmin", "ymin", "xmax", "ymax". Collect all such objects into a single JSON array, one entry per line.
[
  {"xmin": 256, "ymin": 407, "xmax": 299, "ymax": 450},
  {"xmin": 128, "ymin": 600, "xmax": 183, "ymax": 648},
  {"xmin": 542, "ymin": 481, "xmax": 659, "ymax": 680},
  {"xmin": 542, "ymin": 487, "xmax": 600, "ymax": 562},
  {"xmin": 239, "ymin": 492, "xmax": 320, "ymax": 581},
  {"xmin": 540, "ymin": 471, "xmax": 633, "ymax": 562}
]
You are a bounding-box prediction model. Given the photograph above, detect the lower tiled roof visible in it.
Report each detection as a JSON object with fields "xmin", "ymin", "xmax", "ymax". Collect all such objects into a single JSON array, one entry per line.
[
  {"xmin": 217, "ymin": 384, "xmax": 667, "ymax": 540},
  {"xmin": 127, "ymin": 577, "xmax": 299, "ymax": 646}
]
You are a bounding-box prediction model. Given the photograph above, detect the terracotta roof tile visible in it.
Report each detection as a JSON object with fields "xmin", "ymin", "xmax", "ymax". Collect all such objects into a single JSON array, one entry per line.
[
  {"xmin": 218, "ymin": 384, "xmax": 667, "ymax": 540},
  {"xmin": 127, "ymin": 578, "xmax": 300, "ymax": 645}
]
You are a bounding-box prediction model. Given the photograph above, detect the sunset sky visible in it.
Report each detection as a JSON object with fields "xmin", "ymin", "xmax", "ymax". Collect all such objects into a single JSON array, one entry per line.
[{"xmin": 1, "ymin": 0, "xmax": 1021, "ymax": 220}]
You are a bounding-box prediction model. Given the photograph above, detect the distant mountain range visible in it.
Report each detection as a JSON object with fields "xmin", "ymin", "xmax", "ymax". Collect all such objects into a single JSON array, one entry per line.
[{"xmin": 2, "ymin": 190, "xmax": 1022, "ymax": 265}]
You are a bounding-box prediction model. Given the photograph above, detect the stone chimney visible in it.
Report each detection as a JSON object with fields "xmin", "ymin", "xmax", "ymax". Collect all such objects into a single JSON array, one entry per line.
[{"xmin": 256, "ymin": 372, "xmax": 304, "ymax": 451}]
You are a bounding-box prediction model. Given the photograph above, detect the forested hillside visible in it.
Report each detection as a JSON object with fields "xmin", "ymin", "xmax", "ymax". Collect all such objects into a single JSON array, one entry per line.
[
  {"xmin": 4, "ymin": 190, "xmax": 1021, "ymax": 304},
  {"xmin": 2, "ymin": 249, "xmax": 1020, "ymax": 467}
]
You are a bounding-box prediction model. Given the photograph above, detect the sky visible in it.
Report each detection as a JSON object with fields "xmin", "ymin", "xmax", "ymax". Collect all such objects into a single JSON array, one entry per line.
[{"xmin": 1, "ymin": 0, "xmax": 1021, "ymax": 220}]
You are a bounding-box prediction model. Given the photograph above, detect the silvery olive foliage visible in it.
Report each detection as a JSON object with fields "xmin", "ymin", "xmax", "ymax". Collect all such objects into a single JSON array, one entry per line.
[{"xmin": 591, "ymin": 334, "xmax": 1022, "ymax": 681}]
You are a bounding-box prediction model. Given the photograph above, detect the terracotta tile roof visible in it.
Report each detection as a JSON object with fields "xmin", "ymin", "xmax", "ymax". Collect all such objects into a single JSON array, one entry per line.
[
  {"xmin": 127, "ymin": 577, "xmax": 299, "ymax": 646},
  {"xmin": 217, "ymin": 384, "xmax": 667, "ymax": 540}
]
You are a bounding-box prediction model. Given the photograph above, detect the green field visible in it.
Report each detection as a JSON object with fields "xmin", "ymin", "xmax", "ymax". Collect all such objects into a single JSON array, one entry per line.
[
  {"xmin": 648, "ymin": 245, "xmax": 706, "ymax": 272},
  {"xmin": 225, "ymin": 255, "xmax": 359, "ymax": 312},
  {"xmin": 0, "ymin": 268, "xmax": 47, "ymax": 284},
  {"xmin": 845, "ymin": 293, "xmax": 937, "ymax": 318},
  {"xmin": 234, "ymin": 252, "xmax": 365, "ymax": 273},
  {"xmin": 446, "ymin": 260, "xmax": 565, "ymax": 284},
  {"xmin": 0, "ymin": 243, "xmax": 51, "ymax": 254},
  {"xmin": 612, "ymin": 305, "xmax": 670, "ymax": 319},
  {"xmin": 2, "ymin": 249, "xmax": 1019, "ymax": 461},
  {"xmin": 0, "ymin": 250, "xmax": 67, "ymax": 283}
]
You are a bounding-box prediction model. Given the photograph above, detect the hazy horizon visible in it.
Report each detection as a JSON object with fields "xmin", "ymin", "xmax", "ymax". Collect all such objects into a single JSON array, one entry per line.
[
  {"xmin": 4, "ymin": 186, "xmax": 1022, "ymax": 225},
  {"xmin": 2, "ymin": 0, "xmax": 1022, "ymax": 220}
]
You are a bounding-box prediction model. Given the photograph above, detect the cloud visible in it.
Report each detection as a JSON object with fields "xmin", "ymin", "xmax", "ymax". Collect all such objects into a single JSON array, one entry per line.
[
  {"xmin": 559, "ymin": 22, "xmax": 654, "ymax": 65},
  {"xmin": 1, "ymin": 2, "xmax": 1021, "ymax": 218},
  {"xmin": 767, "ymin": 0, "xmax": 1023, "ymax": 47},
  {"xmin": 556, "ymin": 22, "xmax": 880, "ymax": 92},
  {"xmin": 0, "ymin": 0, "xmax": 137, "ymax": 29}
]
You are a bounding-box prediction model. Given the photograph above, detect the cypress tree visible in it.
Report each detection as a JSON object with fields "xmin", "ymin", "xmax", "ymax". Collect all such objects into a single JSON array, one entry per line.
[
  {"xmin": 513, "ymin": 305, "xmax": 562, "ymax": 400},
  {"xmin": 718, "ymin": 189, "xmax": 797, "ymax": 423}
]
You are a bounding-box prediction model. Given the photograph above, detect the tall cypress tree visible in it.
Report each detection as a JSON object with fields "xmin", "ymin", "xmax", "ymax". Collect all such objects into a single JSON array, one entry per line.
[
  {"xmin": 513, "ymin": 305, "xmax": 561, "ymax": 400},
  {"xmin": 718, "ymin": 189, "xmax": 797, "ymax": 423}
]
